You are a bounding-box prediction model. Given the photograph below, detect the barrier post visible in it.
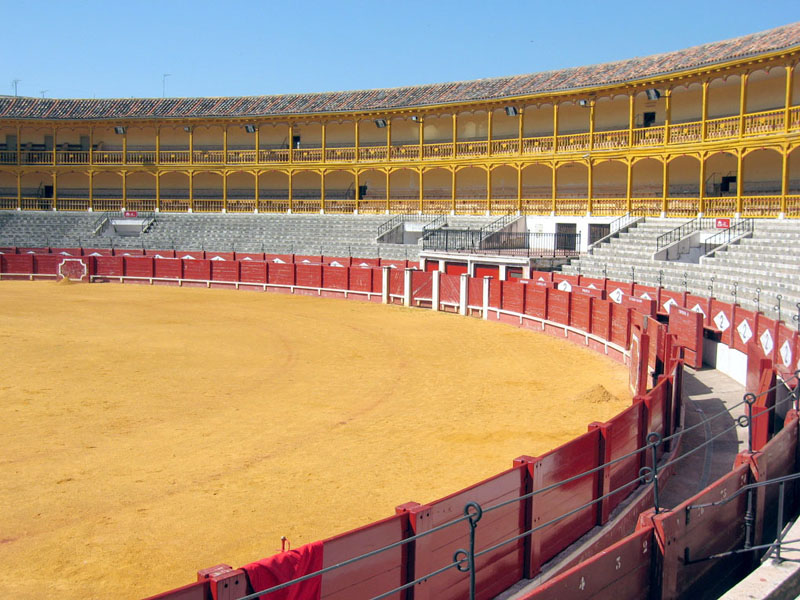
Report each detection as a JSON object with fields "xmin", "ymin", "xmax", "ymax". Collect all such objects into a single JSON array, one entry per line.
[
  {"xmin": 459, "ymin": 272, "xmax": 469, "ymax": 316},
  {"xmin": 431, "ymin": 269, "xmax": 440, "ymax": 312},
  {"xmin": 382, "ymin": 266, "xmax": 390, "ymax": 304},
  {"xmin": 403, "ymin": 268, "xmax": 413, "ymax": 307},
  {"xmin": 482, "ymin": 276, "xmax": 491, "ymax": 320}
]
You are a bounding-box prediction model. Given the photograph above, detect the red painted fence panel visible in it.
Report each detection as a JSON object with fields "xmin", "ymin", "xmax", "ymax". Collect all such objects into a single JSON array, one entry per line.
[
  {"xmin": 348, "ymin": 267, "xmax": 372, "ymax": 293},
  {"xmin": 525, "ymin": 285, "xmax": 548, "ymax": 320},
  {"xmin": 440, "ymin": 274, "xmax": 461, "ymax": 305},
  {"xmin": 94, "ymin": 256, "xmax": 123, "ymax": 277},
  {"xmin": 182, "ymin": 260, "xmax": 211, "ymax": 281},
  {"xmin": 667, "ymin": 306, "xmax": 704, "ymax": 369},
  {"xmin": 322, "ymin": 265, "xmax": 349, "ymax": 290},
  {"xmin": 410, "ymin": 270, "xmax": 433, "ymax": 301},
  {"xmin": 501, "ymin": 281, "xmax": 524, "ymax": 314},
  {"xmin": 295, "ymin": 264, "xmax": 322, "ymax": 288},
  {"xmin": 154, "ymin": 258, "xmax": 182, "ymax": 280},
  {"xmin": 124, "ymin": 256, "xmax": 154, "ymax": 278},
  {"xmin": 210, "ymin": 260, "xmax": 239, "ymax": 282},
  {"xmin": 2, "ymin": 253, "xmax": 33, "ymax": 274},
  {"xmin": 268, "ymin": 263, "xmax": 295, "ymax": 286},
  {"xmin": 239, "ymin": 261, "xmax": 267, "ymax": 285}
]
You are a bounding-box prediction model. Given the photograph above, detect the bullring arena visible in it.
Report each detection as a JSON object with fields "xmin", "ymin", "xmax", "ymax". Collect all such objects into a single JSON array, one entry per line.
[{"xmin": 2, "ymin": 21, "xmax": 800, "ymax": 600}]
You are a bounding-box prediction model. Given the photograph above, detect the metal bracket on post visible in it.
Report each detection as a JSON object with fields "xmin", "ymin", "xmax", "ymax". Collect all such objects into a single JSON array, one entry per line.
[
  {"xmin": 453, "ymin": 501, "xmax": 483, "ymax": 600},
  {"xmin": 744, "ymin": 392, "xmax": 756, "ymax": 453}
]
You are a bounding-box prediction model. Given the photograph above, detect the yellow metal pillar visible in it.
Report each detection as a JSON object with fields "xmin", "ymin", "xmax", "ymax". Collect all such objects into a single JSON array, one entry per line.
[
  {"xmin": 122, "ymin": 171, "xmax": 127, "ymax": 210},
  {"xmin": 89, "ymin": 171, "xmax": 94, "ymax": 212},
  {"xmin": 15, "ymin": 124, "xmax": 21, "ymax": 166},
  {"xmin": 785, "ymin": 65, "xmax": 793, "ymax": 134},
  {"xmin": 155, "ymin": 172, "xmax": 160, "ymax": 212},
  {"xmin": 189, "ymin": 127, "xmax": 194, "ymax": 165},
  {"xmin": 698, "ymin": 154, "xmax": 706, "ymax": 215},
  {"xmin": 628, "ymin": 92, "xmax": 634, "ymax": 147},
  {"xmin": 664, "ymin": 90, "xmax": 672, "ymax": 144},
  {"xmin": 52, "ymin": 126, "xmax": 57, "ymax": 166},
  {"xmin": 288, "ymin": 124, "xmax": 293, "ymax": 164},
  {"xmin": 588, "ymin": 100, "xmax": 595, "ymax": 150},
  {"xmin": 320, "ymin": 170, "xmax": 325, "ymax": 213},
  {"xmin": 418, "ymin": 169, "xmax": 423, "ymax": 213},
  {"xmin": 418, "ymin": 117, "xmax": 424, "ymax": 159},
  {"xmin": 487, "ymin": 110, "xmax": 493, "ymax": 157},
  {"xmin": 385, "ymin": 170, "xmax": 390, "ymax": 213},
  {"xmin": 189, "ymin": 171, "xmax": 194, "ymax": 212},
  {"xmin": 516, "ymin": 164, "xmax": 522, "ymax": 213},
  {"xmin": 288, "ymin": 170, "xmax": 293, "ymax": 213},
  {"xmin": 553, "ymin": 104, "xmax": 559, "ymax": 152},
  {"xmin": 223, "ymin": 172, "xmax": 228, "ymax": 213},
  {"xmin": 89, "ymin": 126, "xmax": 94, "ymax": 166},
  {"xmin": 16, "ymin": 171, "xmax": 21, "ymax": 209},
  {"xmin": 321, "ymin": 122, "xmax": 327, "ymax": 162},
  {"xmin": 354, "ymin": 170, "xmax": 360, "ymax": 214},
  {"xmin": 662, "ymin": 159, "xmax": 669, "ymax": 216},
  {"xmin": 386, "ymin": 119, "xmax": 391, "ymax": 158},
  {"xmin": 518, "ymin": 108, "xmax": 524, "ymax": 155},
  {"xmin": 736, "ymin": 151, "xmax": 743, "ymax": 214},
  {"xmin": 254, "ymin": 172, "xmax": 259, "ymax": 212},
  {"xmin": 781, "ymin": 150, "xmax": 788, "ymax": 215},
  {"xmin": 223, "ymin": 127, "xmax": 228, "ymax": 164},
  {"xmin": 486, "ymin": 167, "xmax": 491, "ymax": 214},
  {"xmin": 354, "ymin": 120, "xmax": 360, "ymax": 161},
  {"xmin": 626, "ymin": 159, "xmax": 633, "ymax": 214},
  {"xmin": 586, "ymin": 160, "xmax": 593, "ymax": 215},
  {"xmin": 254, "ymin": 125, "xmax": 260, "ymax": 164},
  {"xmin": 156, "ymin": 126, "xmax": 161, "ymax": 165},
  {"xmin": 122, "ymin": 128, "xmax": 128, "ymax": 165},
  {"xmin": 451, "ymin": 168, "xmax": 456, "ymax": 213},
  {"xmin": 738, "ymin": 73, "xmax": 749, "ymax": 138},
  {"xmin": 701, "ymin": 80, "xmax": 709, "ymax": 141},
  {"xmin": 52, "ymin": 171, "xmax": 58, "ymax": 210},
  {"xmin": 452, "ymin": 114, "xmax": 457, "ymax": 157},
  {"xmin": 551, "ymin": 163, "xmax": 558, "ymax": 214}
]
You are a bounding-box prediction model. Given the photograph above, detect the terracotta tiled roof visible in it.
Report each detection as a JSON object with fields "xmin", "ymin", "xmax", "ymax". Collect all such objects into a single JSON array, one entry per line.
[{"xmin": 1, "ymin": 23, "xmax": 798, "ymax": 121}]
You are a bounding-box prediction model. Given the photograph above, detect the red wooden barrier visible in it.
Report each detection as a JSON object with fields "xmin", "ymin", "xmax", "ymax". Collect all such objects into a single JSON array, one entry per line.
[
  {"xmin": 389, "ymin": 269, "xmax": 404, "ymax": 297},
  {"xmin": 210, "ymin": 260, "xmax": 239, "ymax": 283},
  {"xmin": 444, "ymin": 262, "xmax": 468, "ymax": 276},
  {"xmin": 488, "ymin": 278, "xmax": 502, "ymax": 309},
  {"xmin": 51, "ymin": 247, "xmax": 80, "ymax": 256},
  {"xmin": 606, "ymin": 280, "xmax": 633, "ymax": 304},
  {"xmin": 642, "ymin": 377, "xmax": 672, "ymax": 465},
  {"xmin": 440, "ymin": 274, "xmax": 461, "ymax": 306},
  {"xmin": 295, "ymin": 264, "xmax": 322, "ymax": 288},
  {"xmin": 323, "ymin": 256, "xmax": 351, "ymax": 267},
  {"xmin": 177, "ymin": 251, "xmax": 205, "ymax": 260},
  {"xmin": 348, "ymin": 267, "xmax": 372, "ymax": 293},
  {"xmin": 94, "ymin": 256, "xmax": 123, "ymax": 278},
  {"xmin": 525, "ymin": 285, "xmax": 548, "ymax": 321},
  {"xmin": 732, "ymin": 306, "xmax": 758, "ymax": 354},
  {"xmin": 321, "ymin": 514, "xmax": 409, "ymax": 600},
  {"xmin": 776, "ymin": 323, "xmax": 798, "ymax": 377},
  {"xmin": 524, "ymin": 429, "xmax": 603, "ymax": 576},
  {"xmin": 370, "ymin": 267, "xmax": 383, "ymax": 294},
  {"xmin": 322, "ymin": 265, "xmax": 349, "ymax": 290},
  {"xmin": 145, "ymin": 249, "xmax": 176, "ymax": 258},
  {"xmin": 18, "ymin": 247, "xmax": 48, "ymax": 255},
  {"xmin": 295, "ymin": 254, "xmax": 322, "ymax": 265},
  {"xmin": 570, "ymin": 293, "xmax": 592, "ymax": 332},
  {"xmin": 234, "ymin": 252, "xmax": 265, "ymax": 262},
  {"xmin": 686, "ymin": 294, "xmax": 712, "ymax": 327},
  {"xmin": 547, "ymin": 288, "xmax": 570, "ymax": 326},
  {"xmin": 380, "ymin": 259, "xmax": 408, "ymax": 269},
  {"xmin": 632, "ymin": 283, "xmax": 659, "ymax": 301},
  {"xmin": 609, "ymin": 303, "xmax": 631, "ymax": 348},
  {"xmin": 667, "ymin": 306, "xmax": 704, "ymax": 369},
  {"xmin": 658, "ymin": 288, "xmax": 685, "ymax": 316},
  {"xmin": 518, "ymin": 527, "xmax": 654, "ymax": 600},
  {"xmin": 142, "ymin": 580, "xmax": 209, "ymax": 600},
  {"xmin": 1, "ymin": 253, "xmax": 33, "ymax": 275},
  {"xmin": 182, "ymin": 260, "xmax": 211, "ymax": 282},
  {"xmin": 709, "ymin": 299, "xmax": 735, "ymax": 346},
  {"xmin": 474, "ymin": 264, "xmax": 499, "ymax": 279},
  {"xmin": 621, "ymin": 295, "xmax": 657, "ymax": 318},
  {"xmin": 756, "ymin": 315, "xmax": 778, "ymax": 364},
  {"xmin": 590, "ymin": 298, "xmax": 611, "ymax": 341},
  {"xmin": 402, "ymin": 466, "xmax": 526, "ymax": 600},
  {"xmin": 468, "ymin": 277, "xmax": 483, "ymax": 308},
  {"xmin": 351, "ymin": 257, "xmax": 380, "ymax": 268},
  {"xmin": 579, "ymin": 276, "xmax": 606, "ymax": 291},
  {"xmin": 239, "ymin": 261, "xmax": 267, "ymax": 285},
  {"xmin": 154, "ymin": 258, "xmax": 182, "ymax": 280},
  {"xmin": 265, "ymin": 253, "xmax": 293, "ymax": 264},
  {"xmin": 410, "ymin": 270, "xmax": 433, "ymax": 302},
  {"xmin": 629, "ymin": 325, "xmax": 650, "ymax": 397},
  {"xmin": 570, "ymin": 284, "xmax": 605, "ymax": 300},
  {"xmin": 206, "ymin": 251, "xmax": 235, "ymax": 262},
  {"xmin": 652, "ymin": 464, "xmax": 750, "ymax": 600},
  {"xmin": 124, "ymin": 256, "xmax": 154, "ymax": 278},
  {"xmin": 33, "ymin": 254, "xmax": 60, "ymax": 275},
  {"xmin": 265, "ymin": 262, "xmax": 293, "ymax": 286},
  {"xmin": 530, "ymin": 271, "xmax": 553, "ymax": 284},
  {"xmin": 592, "ymin": 402, "xmax": 644, "ymax": 522},
  {"xmin": 750, "ymin": 366, "xmax": 777, "ymax": 451}
]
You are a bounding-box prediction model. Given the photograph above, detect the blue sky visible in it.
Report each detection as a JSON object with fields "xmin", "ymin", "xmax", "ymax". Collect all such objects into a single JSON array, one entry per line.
[{"xmin": 3, "ymin": 0, "xmax": 799, "ymax": 99}]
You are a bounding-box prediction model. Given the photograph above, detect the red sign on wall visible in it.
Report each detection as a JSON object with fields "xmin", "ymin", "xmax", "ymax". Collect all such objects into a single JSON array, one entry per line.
[
  {"xmin": 715, "ymin": 218, "xmax": 730, "ymax": 229},
  {"xmin": 124, "ymin": 210, "xmax": 138, "ymax": 218}
]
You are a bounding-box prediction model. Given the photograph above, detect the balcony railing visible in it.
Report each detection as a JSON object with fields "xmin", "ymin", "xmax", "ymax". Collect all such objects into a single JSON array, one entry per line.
[{"xmin": 5, "ymin": 106, "xmax": 799, "ymax": 169}]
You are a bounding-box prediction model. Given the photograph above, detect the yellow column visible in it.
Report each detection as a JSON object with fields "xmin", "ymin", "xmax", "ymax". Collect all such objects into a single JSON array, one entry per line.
[
  {"xmin": 628, "ymin": 92, "xmax": 634, "ymax": 147},
  {"xmin": 156, "ymin": 126, "xmax": 161, "ymax": 165},
  {"xmin": 487, "ymin": 110, "xmax": 493, "ymax": 156},
  {"xmin": 418, "ymin": 117, "xmax": 423, "ymax": 159},
  {"xmin": 486, "ymin": 167, "xmax": 491, "ymax": 214},
  {"xmin": 288, "ymin": 124, "xmax": 293, "ymax": 164},
  {"xmin": 662, "ymin": 158, "xmax": 669, "ymax": 216},
  {"xmin": 254, "ymin": 125, "xmax": 260, "ymax": 164},
  {"xmin": 89, "ymin": 126, "xmax": 94, "ymax": 166},
  {"xmin": 16, "ymin": 124, "xmax": 21, "ymax": 166},
  {"xmin": 698, "ymin": 155, "xmax": 706, "ymax": 215},
  {"xmin": 52, "ymin": 126, "xmax": 57, "ymax": 166},
  {"xmin": 355, "ymin": 120, "xmax": 360, "ymax": 161},
  {"xmin": 288, "ymin": 170, "xmax": 293, "ymax": 213},
  {"xmin": 223, "ymin": 172, "xmax": 228, "ymax": 213},
  {"xmin": 122, "ymin": 128, "xmax": 128, "ymax": 165},
  {"xmin": 451, "ymin": 168, "xmax": 456, "ymax": 213},
  {"xmin": 738, "ymin": 72, "xmax": 749, "ymax": 138},
  {"xmin": 664, "ymin": 90, "xmax": 672, "ymax": 144},
  {"xmin": 354, "ymin": 170, "xmax": 360, "ymax": 214},
  {"xmin": 551, "ymin": 163, "xmax": 557, "ymax": 214},
  {"xmin": 189, "ymin": 127, "xmax": 194, "ymax": 165},
  {"xmin": 553, "ymin": 104, "xmax": 559, "ymax": 152},
  {"xmin": 586, "ymin": 159, "xmax": 593, "ymax": 215},
  {"xmin": 516, "ymin": 164, "xmax": 522, "ymax": 213},
  {"xmin": 626, "ymin": 159, "xmax": 633, "ymax": 214},
  {"xmin": 518, "ymin": 108, "xmax": 524, "ymax": 155},
  {"xmin": 321, "ymin": 122, "xmax": 327, "ymax": 161},
  {"xmin": 701, "ymin": 80, "xmax": 709, "ymax": 141},
  {"xmin": 588, "ymin": 100, "xmax": 595, "ymax": 150},
  {"xmin": 122, "ymin": 171, "xmax": 127, "ymax": 210},
  {"xmin": 386, "ymin": 119, "xmax": 391, "ymax": 158},
  {"xmin": 320, "ymin": 170, "xmax": 325, "ymax": 213},
  {"xmin": 52, "ymin": 171, "xmax": 58, "ymax": 210},
  {"xmin": 254, "ymin": 172, "xmax": 259, "ymax": 212},
  {"xmin": 155, "ymin": 172, "xmax": 160, "ymax": 212},
  {"xmin": 16, "ymin": 171, "xmax": 21, "ymax": 209},
  {"xmin": 785, "ymin": 64, "xmax": 793, "ymax": 133},
  {"xmin": 736, "ymin": 150, "xmax": 743, "ymax": 214},
  {"xmin": 781, "ymin": 150, "xmax": 788, "ymax": 215},
  {"xmin": 452, "ymin": 113, "xmax": 457, "ymax": 157},
  {"xmin": 223, "ymin": 127, "xmax": 228, "ymax": 164},
  {"xmin": 418, "ymin": 169, "xmax": 423, "ymax": 213},
  {"xmin": 189, "ymin": 172, "xmax": 194, "ymax": 212},
  {"xmin": 385, "ymin": 170, "xmax": 390, "ymax": 213},
  {"xmin": 89, "ymin": 171, "xmax": 94, "ymax": 212}
]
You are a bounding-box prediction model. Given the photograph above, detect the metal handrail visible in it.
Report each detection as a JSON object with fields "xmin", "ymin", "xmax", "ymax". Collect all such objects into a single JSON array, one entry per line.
[
  {"xmin": 479, "ymin": 212, "xmax": 517, "ymax": 240},
  {"xmin": 702, "ymin": 218, "xmax": 753, "ymax": 257},
  {"xmin": 587, "ymin": 211, "xmax": 646, "ymax": 254},
  {"xmin": 655, "ymin": 216, "xmax": 716, "ymax": 251},
  {"xmin": 92, "ymin": 211, "xmax": 110, "ymax": 235}
]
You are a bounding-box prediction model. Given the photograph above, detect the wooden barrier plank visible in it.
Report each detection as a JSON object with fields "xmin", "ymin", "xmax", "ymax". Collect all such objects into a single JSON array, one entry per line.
[
  {"xmin": 502, "ymin": 281, "xmax": 524, "ymax": 314},
  {"xmin": 547, "ymin": 289, "xmax": 570, "ymax": 326},
  {"xmin": 154, "ymin": 258, "xmax": 182, "ymax": 280},
  {"xmin": 322, "ymin": 265, "xmax": 349, "ymax": 290},
  {"xmin": 124, "ymin": 256, "xmax": 154, "ymax": 278},
  {"xmin": 182, "ymin": 259, "xmax": 211, "ymax": 282},
  {"xmin": 667, "ymin": 306, "xmax": 703, "ymax": 369}
]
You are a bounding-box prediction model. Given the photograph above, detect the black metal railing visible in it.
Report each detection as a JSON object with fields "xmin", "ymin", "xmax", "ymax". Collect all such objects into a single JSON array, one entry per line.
[
  {"xmin": 656, "ymin": 216, "xmax": 717, "ymax": 251},
  {"xmin": 479, "ymin": 212, "xmax": 518, "ymax": 239},
  {"xmin": 587, "ymin": 211, "xmax": 646, "ymax": 254},
  {"xmin": 702, "ymin": 218, "xmax": 754, "ymax": 257},
  {"xmin": 422, "ymin": 229, "xmax": 581, "ymax": 257}
]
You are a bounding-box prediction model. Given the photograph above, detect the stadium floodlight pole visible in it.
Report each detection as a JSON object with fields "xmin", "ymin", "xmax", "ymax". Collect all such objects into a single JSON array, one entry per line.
[{"xmin": 162, "ymin": 74, "xmax": 171, "ymax": 98}]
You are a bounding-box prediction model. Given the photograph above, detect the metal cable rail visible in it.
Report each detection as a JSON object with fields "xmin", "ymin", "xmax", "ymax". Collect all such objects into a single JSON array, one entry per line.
[
  {"xmin": 655, "ymin": 216, "xmax": 717, "ymax": 251},
  {"xmin": 231, "ymin": 369, "xmax": 800, "ymax": 600},
  {"xmin": 422, "ymin": 230, "xmax": 581, "ymax": 258}
]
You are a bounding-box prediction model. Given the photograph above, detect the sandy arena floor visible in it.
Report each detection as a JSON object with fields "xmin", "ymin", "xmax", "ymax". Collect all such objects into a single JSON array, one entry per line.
[{"xmin": 0, "ymin": 280, "xmax": 631, "ymax": 599}]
